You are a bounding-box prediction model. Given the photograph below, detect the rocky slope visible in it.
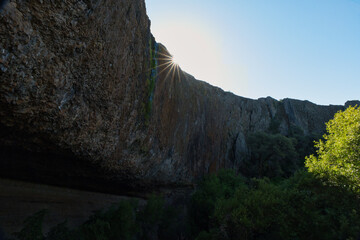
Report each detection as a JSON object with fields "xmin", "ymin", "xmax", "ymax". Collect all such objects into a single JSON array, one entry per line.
[{"xmin": 0, "ymin": 1, "xmax": 358, "ymax": 193}]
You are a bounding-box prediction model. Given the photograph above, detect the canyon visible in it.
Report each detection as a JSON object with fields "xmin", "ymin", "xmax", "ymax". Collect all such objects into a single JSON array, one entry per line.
[
  {"xmin": 0, "ymin": 0, "xmax": 358, "ymax": 193},
  {"xmin": 1, "ymin": 0, "xmax": 360, "ymax": 236}
]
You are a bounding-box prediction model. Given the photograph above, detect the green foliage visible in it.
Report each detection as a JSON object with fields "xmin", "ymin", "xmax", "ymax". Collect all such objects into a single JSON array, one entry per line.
[
  {"xmin": 89, "ymin": 200, "xmax": 138, "ymax": 240},
  {"xmin": 45, "ymin": 221, "xmax": 71, "ymax": 240},
  {"xmin": 288, "ymin": 125, "xmax": 320, "ymax": 166},
  {"xmin": 243, "ymin": 132, "xmax": 299, "ymax": 178},
  {"xmin": 221, "ymin": 106, "xmax": 360, "ymax": 239},
  {"xmin": 268, "ymin": 118, "xmax": 281, "ymax": 134},
  {"xmin": 78, "ymin": 219, "xmax": 111, "ymax": 240},
  {"xmin": 213, "ymin": 178, "xmax": 288, "ymax": 240},
  {"xmin": 191, "ymin": 170, "xmax": 360, "ymax": 240},
  {"xmin": 244, "ymin": 123, "xmax": 320, "ymax": 179},
  {"xmin": 189, "ymin": 169, "xmax": 246, "ymax": 237},
  {"xmin": 41, "ymin": 200, "xmax": 138, "ymax": 240},
  {"xmin": 137, "ymin": 194, "xmax": 164, "ymax": 239},
  {"xmin": 15, "ymin": 195, "xmax": 182, "ymax": 240},
  {"xmin": 195, "ymin": 229, "xmax": 221, "ymax": 240},
  {"xmin": 14, "ymin": 210, "xmax": 47, "ymax": 240},
  {"xmin": 306, "ymin": 105, "xmax": 360, "ymax": 193}
]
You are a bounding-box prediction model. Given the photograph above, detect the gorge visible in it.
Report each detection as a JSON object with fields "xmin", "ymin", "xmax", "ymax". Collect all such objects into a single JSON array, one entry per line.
[{"xmin": 0, "ymin": 0, "xmax": 359, "ymax": 237}]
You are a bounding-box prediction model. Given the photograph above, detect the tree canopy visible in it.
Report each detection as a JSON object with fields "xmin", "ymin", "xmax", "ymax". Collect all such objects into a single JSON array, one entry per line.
[
  {"xmin": 243, "ymin": 132, "xmax": 299, "ymax": 178},
  {"xmin": 305, "ymin": 105, "xmax": 360, "ymax": 193}
]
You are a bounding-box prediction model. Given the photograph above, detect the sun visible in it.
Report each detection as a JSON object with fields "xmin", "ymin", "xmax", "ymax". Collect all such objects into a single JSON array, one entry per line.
[
  {"xmin": 171, "ymin": 54, "xmax": 179, "ymax": 66},
  {"xmin": 152, "ymin": 50, "xmax": 182, "ymax": 84},
  {"xmin": 150, "ymin": 20, "xmax": 226, "ymax": 88}
]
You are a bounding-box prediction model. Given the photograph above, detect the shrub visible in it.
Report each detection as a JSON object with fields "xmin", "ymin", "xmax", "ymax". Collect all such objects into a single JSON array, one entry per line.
[
  {"xmin": 45, "ymin": 221, "xmax": 71, "ymax": 240},
  {"xmin": 189, "ymin": 169, "xmax": 246, "ymax": 237},
  {"xmin": 15, "ymin": 195, "xmax": 181, "ymax": 240},
  {"xmin": 191, "ymin": 170, "xmax": 360, "ymax": 240}
]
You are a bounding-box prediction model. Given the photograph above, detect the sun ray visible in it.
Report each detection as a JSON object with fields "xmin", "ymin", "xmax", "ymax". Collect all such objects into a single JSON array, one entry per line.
[
  {"xmin": 155, "ymin": 62, "xmax": 174, "ymax": 78},
  {"xmin": 164, "ymin": 62, "xmax": 176, "ymax": 81},
  {"xmin": 171, "ymin": 64, "xmax": 177, "ymax": 83},
  {"xmin": 147, "ymin": 47, "xmax": 183, "ymax": 84},
  {"xmin": 156, "ymin": 51, "xmax": 173, "ymax": 58},
  {"xmin": 156, "ymin": 58, "xmax": 173, "ymax": 62},
  {"xmin": 155, "ymin": 61, "xmax": 173, "ymax": 69},
  {"xmin": 176, "ymin": 64, "xmax": 181, "ymax": 82},
  {"xmin": 163, "ymin": 68, "xmax": 173, "ymax": 81},
  {"xmin": 144, "ymin": 59, "xmax": 172, "ymax": 76}
]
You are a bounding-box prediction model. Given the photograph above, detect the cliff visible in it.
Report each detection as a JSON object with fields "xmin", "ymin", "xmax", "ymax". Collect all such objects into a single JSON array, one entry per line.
[{"xmin": 0, "ymin": 1, "xmax": 358, "ymax": 193}]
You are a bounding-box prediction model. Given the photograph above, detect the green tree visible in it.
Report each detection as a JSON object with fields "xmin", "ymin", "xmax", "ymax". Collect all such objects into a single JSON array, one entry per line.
[
  {"xmin": 305, "ymin": 105, "xmax": 360, "ymax": 193},
  {"xmin": 192, "ymin": 171, "xmax": 360, "ymax": 240},
  {"xmin": 189, "ymin": 169, "xmax": 246, "ymax": 237},
  {"xmin": 243, "ymin": 132, "xmax": 298, "ymax": 178}
]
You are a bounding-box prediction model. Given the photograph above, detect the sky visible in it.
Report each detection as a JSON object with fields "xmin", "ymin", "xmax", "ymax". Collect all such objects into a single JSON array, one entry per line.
[{"xmin": 146, "ymin": 0, "xmax": 360, "ymax": 106}]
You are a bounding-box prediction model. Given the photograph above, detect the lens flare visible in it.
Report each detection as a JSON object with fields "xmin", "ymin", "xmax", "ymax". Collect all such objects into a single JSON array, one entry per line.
[
  {"xmin": 171, "ymin": 54, "xmax": 179, "ymax": 66},
  {"xmin": 150, "ymin": 49, "xmax": 182, "ymax": 86}
]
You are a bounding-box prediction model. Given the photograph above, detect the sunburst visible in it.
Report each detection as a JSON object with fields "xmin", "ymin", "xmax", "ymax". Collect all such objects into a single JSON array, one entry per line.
[{"xmin": 152, "ymin": 50, "xmax": 182, "ymax": 83}]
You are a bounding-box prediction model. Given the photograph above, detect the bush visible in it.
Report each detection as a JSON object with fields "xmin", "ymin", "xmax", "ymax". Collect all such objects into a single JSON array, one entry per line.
[
  {"xmin": 45, "ymin": 221, "xmax": 71, "ymax": 240},
  {"xmin": 14, "ymin": 195, "xmax": 182, "ymax": 240},
  {"xmin": 189, "ymin": 169, "xmax": 246, "ymax": 237},
  {"xmin": 191, "ymin": 170, "xmax": 360, "ymax": 240}
]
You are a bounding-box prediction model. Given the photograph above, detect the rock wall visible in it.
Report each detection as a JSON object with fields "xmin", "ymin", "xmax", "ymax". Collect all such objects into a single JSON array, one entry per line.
[
  {"xmin": 0, "ymin": 0, "xmax": 154, "ymax": 192},
  {"xmin": 0, "ymin": 0, "xmax": 152, "ymax": 159},
  {"xmin": 0, "ymin": 1, "xmax": 358, "ymax": 193},
  {"xmin": 148, "ymin": 45, "xmax": 356, "ymax": 183}
]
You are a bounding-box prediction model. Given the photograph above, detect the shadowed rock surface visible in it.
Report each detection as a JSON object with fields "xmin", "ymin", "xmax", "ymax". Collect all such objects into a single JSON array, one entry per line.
[{"xmin": 0, "ymin": 1, "xmax": 359, "ymax": 193}]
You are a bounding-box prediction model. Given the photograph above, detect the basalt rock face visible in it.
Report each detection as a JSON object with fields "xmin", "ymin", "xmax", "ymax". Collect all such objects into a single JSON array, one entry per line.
[
  {"xmin": 0, "ymin": 0, "xmax": 153, "ymax": 192},
  {"xmin": 0, "ymin": 1, "xmax": 357, "ymax": 193},
  {"xmin": 150, "ymin": 48, "xmax": 351, "ymax": 181}
]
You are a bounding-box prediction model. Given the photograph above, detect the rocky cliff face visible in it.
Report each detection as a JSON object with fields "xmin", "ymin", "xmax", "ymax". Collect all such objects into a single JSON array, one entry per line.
[
  {"xmin": 0, "ymin": 0, "xmax": 154, "ymax": 192},
  {"xmin": 0, "ymin": 1, "xmax": 358, "ymax": 193},
  {"xmin": 149, "ymin": 45, "xmax": 356, "ymax": 182}
]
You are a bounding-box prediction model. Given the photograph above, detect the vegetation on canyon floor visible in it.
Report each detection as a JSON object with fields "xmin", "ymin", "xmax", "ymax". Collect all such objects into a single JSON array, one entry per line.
[
  {"xmin": 191, "ymin": 170, "xmax": 360, "ymax": 240},
  {"xmin": 12, "ymin": 195, "xmax": 182, "ymax": 240},
  {"xmin": 10, "ymin": 106, "xmax": 360, "ymax": 240}
]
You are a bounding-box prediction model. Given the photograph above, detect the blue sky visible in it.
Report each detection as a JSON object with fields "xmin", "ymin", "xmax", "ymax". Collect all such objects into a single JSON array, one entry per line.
[{"xmin": 146, "ymin": 0, "xmax": 360, "ymax": 105}]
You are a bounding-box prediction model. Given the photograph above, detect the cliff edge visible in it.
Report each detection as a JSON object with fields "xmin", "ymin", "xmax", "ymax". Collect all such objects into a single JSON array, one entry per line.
[{"xmin": 0, "ymin": 1, "xmax": 358, "ymax": 193}]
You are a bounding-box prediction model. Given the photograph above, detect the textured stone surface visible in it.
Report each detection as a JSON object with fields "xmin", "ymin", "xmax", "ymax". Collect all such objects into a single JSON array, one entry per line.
[
  {"xmin": 149, "ymin": 46, "xmax": 348, "ymax": 182},
  {"xmin": 0, "ymin": 0, "xmax": 154, "ymax": 191},
  {"xmin": 0, "ymin": 0, "xmax": 357, "ymax": 192},
  {"xmin": 0, "ymin": 0, "xmax": 150, "ymax": 160}
]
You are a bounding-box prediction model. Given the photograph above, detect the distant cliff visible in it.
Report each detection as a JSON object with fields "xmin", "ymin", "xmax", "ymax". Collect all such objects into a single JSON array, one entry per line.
[{"xmin": 0, "ymin": 1, "xmax": 358, "ymax": 193}]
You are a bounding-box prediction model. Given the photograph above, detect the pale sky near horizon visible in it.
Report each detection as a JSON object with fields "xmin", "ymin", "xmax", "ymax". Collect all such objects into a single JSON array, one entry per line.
[{"xmin": 146, "ymin": 0, "xmax": 360, "ymax": 106}]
